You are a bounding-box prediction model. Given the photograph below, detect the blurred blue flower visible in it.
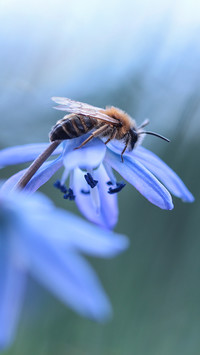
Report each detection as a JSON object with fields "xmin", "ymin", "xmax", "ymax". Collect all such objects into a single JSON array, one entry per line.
[
  {"xmin": 0, "ymin": 136, "xmax": 194, "ymax": 229},
  {"xmin": 0, "ymin": 189, "xmax": 128, "ymax": 350}
]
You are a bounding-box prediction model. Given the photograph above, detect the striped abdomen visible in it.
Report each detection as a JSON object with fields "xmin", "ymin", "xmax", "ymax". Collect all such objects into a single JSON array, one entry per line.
[{"xmin": 49, "ymin": 114, "xmax": 98, "ymax": 141}]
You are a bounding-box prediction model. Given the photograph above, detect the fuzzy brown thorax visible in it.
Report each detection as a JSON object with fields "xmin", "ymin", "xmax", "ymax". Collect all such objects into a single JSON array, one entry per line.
[{"xmin": 103, "ymin": 106, "xmax": 136, "ymax": 134}]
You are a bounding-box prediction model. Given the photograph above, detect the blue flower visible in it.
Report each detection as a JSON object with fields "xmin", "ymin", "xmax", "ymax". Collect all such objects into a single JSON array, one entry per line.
[
  {"xmin": 0, "ymin": 189, "xmax": 128, "ymax": 350},
  {"xmin": 0, "ymin": 136, "xmax": 194, "ymax": 229}
]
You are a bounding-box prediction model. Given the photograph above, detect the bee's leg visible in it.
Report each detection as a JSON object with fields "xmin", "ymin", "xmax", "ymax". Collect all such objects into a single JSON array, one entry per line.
[
  {"xmin": 104, "ymin": 127, "xmax": 117, "ymax": 145},
  {"xmin": 121, "ymin": 136, "xmax": 130, "ymax": 163},
  {"xmin": 74, "ymin": 125, "xmax": 108, "ymax": 150}
]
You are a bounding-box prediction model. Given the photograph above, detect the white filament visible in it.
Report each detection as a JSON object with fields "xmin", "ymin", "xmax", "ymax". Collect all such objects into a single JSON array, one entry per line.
[
  {"xmin": 61, "ymin": 168, "xmax": 70, "ymax": 186},
  {"xmin": 103, "ymin": 162, "xmax": 116, "ymax": 185},
  {"xmin": 87, "ymin": 169, "xmax": 100, "ymax": 215}
]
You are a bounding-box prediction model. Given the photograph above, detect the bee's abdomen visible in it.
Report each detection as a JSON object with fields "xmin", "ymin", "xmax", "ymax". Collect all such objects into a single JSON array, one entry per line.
[{"xmin": 49, "ymin": 115, "xmax": 98, "ymax": 141}]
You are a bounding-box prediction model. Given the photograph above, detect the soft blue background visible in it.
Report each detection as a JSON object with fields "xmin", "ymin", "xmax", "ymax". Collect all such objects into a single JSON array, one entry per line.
[{"xmin": 0, "ymin": 0, "xmax": 199, "ymax": 354}]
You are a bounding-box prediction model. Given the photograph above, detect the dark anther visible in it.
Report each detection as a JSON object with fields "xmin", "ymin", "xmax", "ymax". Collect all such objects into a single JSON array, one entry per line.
[
  {"xmin": 108, "ymin": 182, "xmax": 126, "ymax": 194},
  {"xmin": 81, "ymin": 189, "xmax": 90, "ymax": 195},
  {"xmin": 107, "ymin": 181, "xmax": 113, "ymax": 186},
  {"xmin": 68, "ymin": 188, "xmax": 76, "ymax": 200},
  {"xmin": 84, "ymin": 173, "xmax": 98, "ymax": 188},
  {"xmin": 63, "ymin": 188, "xmax": 75, "ymax": 201},
  {"xmin": 60, "ymin": 185, "xmax": 67, "ymax": 193},
  {"xmin": 54, "ymin": 180, "xmax": 67, "ymax": 193},
  {"xmin": 54, "ymin": 180, "xmax": 61, "ymax": 189}
]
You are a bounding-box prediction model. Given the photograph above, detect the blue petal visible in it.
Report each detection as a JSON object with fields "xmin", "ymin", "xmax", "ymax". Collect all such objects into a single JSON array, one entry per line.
[
  {"xmin": 63, "ymin": 138, "xmax": 106, "ymax": 170},
  {"xmin": 0, "ymin": 157, "xmax": 63, "ymax": 193},
  {"xmin": 8, "ymin": 190, "xmax": 54, "ymax": 215},
  {"xmin": 25, "ymin": 157, "xmax": 63, "ymax": 193},
  {"xmin": 94, "ymin": 164, "xmax": 119, "ymax": 229},
  {"xmin": 25, "ymin": 207, "xmax": 128, "ymax": 257},
  {"xmin": 0, "ymin": 143, "xmax": 62, "ymax": 168},
  {"xmin": 132, "ymin": 146, "xmax": 194, "ymax": 202},
  {"xmin": 73, "ymin": 168, "xmax": 106, "ymax": 227},
  {"xmin": 1, "ymin": 170, "xmax": 26, "ymax": 193},
  {"xmin": 25, "ymin": 231, "xmax": 112, "ymax": 321},
  {"xmin": 73, "ymin": 166, "xmax": 118, "ymax": 228},
  {"xmin": 105, "ymin": 150, "xmax": 174, "ymax": 210},
  {"xmin": 0, "ymin": 242, "xmax": 26, "ymax": 350}
]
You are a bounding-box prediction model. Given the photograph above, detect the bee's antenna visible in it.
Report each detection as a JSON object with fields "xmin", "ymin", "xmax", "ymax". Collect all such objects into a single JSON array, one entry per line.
[
  {"xmin": 139, "ymin": 131, "xmax": 170, "ymax": 142},
  {"xmin": 138, "ymin": 119, "xmax": 150, "ymax": 129}
]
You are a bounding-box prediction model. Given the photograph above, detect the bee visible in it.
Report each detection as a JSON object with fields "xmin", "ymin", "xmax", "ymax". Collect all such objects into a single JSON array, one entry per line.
[{"xmin": 50, "ymin": 97, "xmax": 169, "ymax": 161}]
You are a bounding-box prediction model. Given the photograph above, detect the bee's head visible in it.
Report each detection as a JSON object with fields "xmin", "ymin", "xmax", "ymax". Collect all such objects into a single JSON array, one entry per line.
[
  {"xmin": 129, "ymin": 128, "xmax": 138, "ymax": 150},
  {"xmin": 129, "ymin": 119, "xmax": 170, "ymax": 151},
  {"xmin": 128, "ymin": 118, "xmax": 149, "ymax": 150}
]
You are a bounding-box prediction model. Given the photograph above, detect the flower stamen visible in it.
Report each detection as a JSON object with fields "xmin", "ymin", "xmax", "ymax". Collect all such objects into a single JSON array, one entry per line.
[
  {"xmin": 81, "ymin": 189, "xmax": 90, "ymax": 195},
  {"xmin": 61, "ymin": 168, "xmax": 70, "ymax": 186},
  {"xmin": 53, "ymin": 180, "xmax": 67, "ymax": 193},
  {"xmin": 90, "ymin": 186, "xmax": 100, "ymax": 215},
  {"xmin": 103, "ymin": 162, "xmax": 116, "ymax": 185},
  {"xmin": 63, "ymin": 188, "xmax": 76, "ymax": 200},
  {"xmin": 108, "ymin": 182, "xmax": 126, "ymax": 194},
  {"xmin": 84, "ymin": 173, "xmax": 98, "ymax": 188}
]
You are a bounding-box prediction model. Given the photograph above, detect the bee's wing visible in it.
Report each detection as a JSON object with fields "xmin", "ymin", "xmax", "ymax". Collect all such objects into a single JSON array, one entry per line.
[
  {"xmin": 52, "ymin": 97, "xmax": 102, "ymax": 110},
  {"xmin": 52, "ymin": 97, "xmax": 119, "ymax": 125}
]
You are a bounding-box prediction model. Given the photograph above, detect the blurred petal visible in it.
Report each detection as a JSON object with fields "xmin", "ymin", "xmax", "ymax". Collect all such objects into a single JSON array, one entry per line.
[
  {"xmin": 0, "ymin": 143, "xmax": 62, "ymax": 168},
  {"xmin": 1, "ymin": 170, "xmax": 26, "ymax": 193},
  {"xmin": 0, "ymin": 243, "xmax": 26, "ymax": 350},
  {"xmin": 63, "ymin": 138, "xmax": 106, "ymax": 170},
  {"xmin": 132, "ymin": 146, "xmax": 194, "ymax": 202},
  {"xmin": 73, "ymin": 167, "xmax": 117, "ymax": 228},
  {"xmin": 105, "ymin": 150, "xmax": 173, "ymax": 210},
  {"xmin": 8, "ymin": 190, "xmax": 55, "ymax": 216},
  {"xmin": 25, "ymin": 157, "xmax": 63, "ymax": 193},
  {"xmin": 25, "ymin": 208, "xmax": 128, "ymax": 257},
  {"xmin": 26, "ymin": 232, "xmax": 112, "ymax": 321}
]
